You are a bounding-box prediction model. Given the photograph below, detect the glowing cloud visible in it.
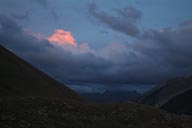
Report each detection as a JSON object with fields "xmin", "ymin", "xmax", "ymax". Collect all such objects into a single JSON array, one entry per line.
[{"xmin": 48, "ymin": 29, "xmax": 77, "ymax": 48}]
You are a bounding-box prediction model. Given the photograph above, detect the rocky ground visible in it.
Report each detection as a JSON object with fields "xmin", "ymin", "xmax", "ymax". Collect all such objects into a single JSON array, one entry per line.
[{"xmin": 0, "ymin": 97, "xmax": 192, "ymax": 128}]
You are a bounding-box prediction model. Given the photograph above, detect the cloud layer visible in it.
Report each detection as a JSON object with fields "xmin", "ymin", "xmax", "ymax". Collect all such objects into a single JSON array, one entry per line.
[
  {"xmin": 0, "ymin": 14, "xmax": 192, "ymax": 89},
  {"xmin": 33, "ymin": 0, "xmax": 48, "ymax": 8},
  {"xmin": 87, "ymin": 3, "xmax": 141, "ymax": 37}
]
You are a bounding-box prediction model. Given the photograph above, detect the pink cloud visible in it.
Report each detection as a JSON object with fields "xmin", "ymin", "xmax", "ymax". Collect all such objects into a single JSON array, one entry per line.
[
  {"xmin": 30, "ymin": 28, "xmax": 128, "ymax": 58},
  {"xmin": 47, "ymin": 29, "xmax": 96, "ymax": 55},
  {"xmin": 48, "ymin": 29, "xmax": 77, "ymax": 48}
]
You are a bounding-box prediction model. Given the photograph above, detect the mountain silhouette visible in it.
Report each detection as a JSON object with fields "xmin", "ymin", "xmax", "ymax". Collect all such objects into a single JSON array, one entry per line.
[
  {"xmin": 0, "ymin": 45, "xmax": 84, "ymax": 101},
  {"xmin": 139, "ymin": 77, "xmax": 192, "ymax": 115}
]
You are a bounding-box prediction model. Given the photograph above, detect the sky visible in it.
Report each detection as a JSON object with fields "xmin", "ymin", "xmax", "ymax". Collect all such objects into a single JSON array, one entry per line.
[{"xmin": 0, "ymin": 0, "xmax": 192, "ymax": 93}]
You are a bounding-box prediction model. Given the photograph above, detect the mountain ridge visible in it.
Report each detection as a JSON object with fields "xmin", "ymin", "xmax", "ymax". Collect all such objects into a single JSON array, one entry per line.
[{"xmin": 138, "ymin": 76, "xmax": 192, "ymax": 115}]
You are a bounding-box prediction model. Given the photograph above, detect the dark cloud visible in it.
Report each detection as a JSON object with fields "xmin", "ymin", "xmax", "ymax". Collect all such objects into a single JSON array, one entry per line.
[
  {"xmin": 32, "ymin": 0, "xmax": 60, "ymax": 26},
  {"xmin": 0, "ymin": 15, "xmax": 192, "ymax": 89},
  {"xmin": 0, "ymin": 15, "xmax": 51, "ymax": 52},
  {"xmin": 49, "ymin": 10, "xmax": 60, "ymax": 25},
  {"xmin": 34, "ymin": 0, "xmax": 48, "ymax": 8},
  {"xmin": 131, "ymin": 21, "xmax": 192, "ymax": 79},
  {"xmin": 10, "ymin": 11, "xmax": 30, "ymax": 20},
  {"xmin": 87, "ymin": 3, "xmax": 141, "ymax": 37},
  {"xmin": 0, "ymin": 15, "xmax": 21, "ymax": 33}
]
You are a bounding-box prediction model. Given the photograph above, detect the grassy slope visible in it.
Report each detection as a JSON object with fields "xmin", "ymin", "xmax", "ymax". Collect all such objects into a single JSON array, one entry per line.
[{"xmin": 0, "ymin": 97, "xmax": 192, "ymax": 128}]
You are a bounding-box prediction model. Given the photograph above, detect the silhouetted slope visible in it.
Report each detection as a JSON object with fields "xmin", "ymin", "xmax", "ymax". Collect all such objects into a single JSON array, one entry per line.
[
  {"xmin": 139, "ymin": 77, "xmax": 192, "ymax": 106},
  {"xmin": 139, "ymin": 77, "xmax": 192, "ymax": 115},
  {"xmin": 161, "ymin": 89, "xmax": 192, "ymax": 115},
  {"xmin": 0, "ymin": 45, "xmax": 84, "ymax": 101}
]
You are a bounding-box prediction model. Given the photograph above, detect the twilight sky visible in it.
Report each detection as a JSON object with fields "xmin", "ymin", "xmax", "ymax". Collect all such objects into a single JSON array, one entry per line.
[{"xmin": 0, "ymin": 0, "xmax": 192, "ymax": 93}]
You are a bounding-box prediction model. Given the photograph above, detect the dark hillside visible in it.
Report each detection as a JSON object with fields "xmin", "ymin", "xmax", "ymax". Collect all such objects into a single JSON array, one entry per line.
[
  {"xmin": 0, "ymin": 45, "xmax": 83, "ymax": 101},
  {"xmin": 161, "ymin": 89, "xmax": 192, "ymax": 115},
  {"xmin": 139, "ymin": 77, "xmax": 192, "ymax": 115}
]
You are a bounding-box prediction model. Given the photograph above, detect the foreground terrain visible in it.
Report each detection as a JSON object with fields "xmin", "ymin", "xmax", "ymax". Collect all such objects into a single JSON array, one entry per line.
[{"xmin": 0, "ymin": 97, "xmax": 192, "ymax": 128}]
